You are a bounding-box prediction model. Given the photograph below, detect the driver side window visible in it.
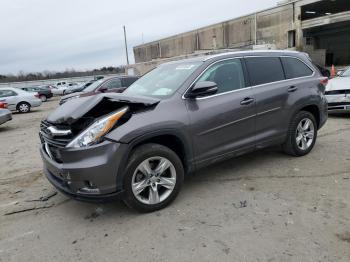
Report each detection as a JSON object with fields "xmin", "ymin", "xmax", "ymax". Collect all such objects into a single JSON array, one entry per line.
[{"xmin": 197, "ymin": 59, "xmax": 246, "ymax": 94}]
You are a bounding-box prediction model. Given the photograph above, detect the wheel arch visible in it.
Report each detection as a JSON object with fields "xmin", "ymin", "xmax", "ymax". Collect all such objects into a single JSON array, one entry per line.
[
  {"xmin": 298, "ymin": 104, "xmax": 320, "ymax": 128},
  {"xmin": 16, "ymin": 101, "xmax": 31, "ymax": 110},
  {"xmin": 115, "ymin": 130, "xmax": 194, "ymax": 189}
]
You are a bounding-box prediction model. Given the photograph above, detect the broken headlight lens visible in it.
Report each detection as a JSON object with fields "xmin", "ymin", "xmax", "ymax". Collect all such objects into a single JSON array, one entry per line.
[{"xmin": 66, "ymin": 107, "xmax": 128, "ymax": 148}]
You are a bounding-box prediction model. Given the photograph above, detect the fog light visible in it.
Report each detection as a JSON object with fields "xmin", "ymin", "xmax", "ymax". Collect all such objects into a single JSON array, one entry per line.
[{"xmin": 78, "ymin": 181, "xmax": 100, "ymax": 194}]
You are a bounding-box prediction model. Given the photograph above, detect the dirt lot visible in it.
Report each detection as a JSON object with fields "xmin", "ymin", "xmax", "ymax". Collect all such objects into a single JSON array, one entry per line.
[{"xmin": 0, "ymin": 98, "xmax": 349, "ymax": 262}]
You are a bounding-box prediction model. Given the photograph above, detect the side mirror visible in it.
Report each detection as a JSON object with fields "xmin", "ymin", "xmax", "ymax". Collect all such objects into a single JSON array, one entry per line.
[{"xmin": 186, "ymin": 81, "xmax": 218, "ymax": 98}]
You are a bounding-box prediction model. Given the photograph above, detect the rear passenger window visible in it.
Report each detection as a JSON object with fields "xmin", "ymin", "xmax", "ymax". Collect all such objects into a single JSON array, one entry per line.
[
  {"xmin": 245, "ymin": 57, "xmax": 285, "ymax": 86},
  {"xmin": 197, "ymin": 59, "xmax": 246, "ymax": 94},
  {"xmin": 281, "ymin": 57, "xmax": 313, "ymax": 79}
]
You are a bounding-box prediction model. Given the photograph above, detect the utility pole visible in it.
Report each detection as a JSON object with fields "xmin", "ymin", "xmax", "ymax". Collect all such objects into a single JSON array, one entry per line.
[{"xmin": 123, "ymin": 25, "xmax": 130, "ymax": 66}]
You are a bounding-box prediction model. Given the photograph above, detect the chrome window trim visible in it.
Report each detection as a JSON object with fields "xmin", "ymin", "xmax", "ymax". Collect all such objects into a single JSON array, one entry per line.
[{"xmin": 182, "ymin": 55, "xmax": 316, "ymax": 101}]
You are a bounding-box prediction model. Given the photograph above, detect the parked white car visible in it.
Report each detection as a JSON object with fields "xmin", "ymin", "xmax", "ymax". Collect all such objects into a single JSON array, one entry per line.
[
  {"xmin": 326, "ymin": 67, "xmax": 350, "ymax": 113},
  {"xmin": 0, "ymin": 87, "xmax": 42, "ymax": 113},
  {"xmin": 52, "ymin": 82, "xmax": 80, "ymax": 95}
]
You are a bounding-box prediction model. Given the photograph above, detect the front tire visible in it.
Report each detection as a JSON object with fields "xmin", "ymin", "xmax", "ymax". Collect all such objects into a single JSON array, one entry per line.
[
  {"xmin": 123, "ymin": 143, "xmax": 184, "ymax": 212},
  {"xmin": 283, "ymin": 111, "xmax": 317, "ymax": 156},
  {"xmin": 17, "ymin": 102, "xmax": 31, "ymax": 113}
]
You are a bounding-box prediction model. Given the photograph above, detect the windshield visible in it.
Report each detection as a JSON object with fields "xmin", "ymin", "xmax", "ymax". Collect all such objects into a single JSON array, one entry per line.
[
  {"xmin": 83, "ymin": 79, "xmax": 104, "ymax": 92},
  {"xmin": 123, "ymin": 61, "xmax": 202, "ymax": 98},
  {"xmin": 341, "ymin": 67, "xmax": 350, "ymax": 77}
]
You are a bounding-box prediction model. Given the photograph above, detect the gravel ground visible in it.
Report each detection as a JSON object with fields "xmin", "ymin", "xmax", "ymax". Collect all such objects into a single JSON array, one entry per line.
[{"xmin": 0, "ymin": 98, "xmax": 349, "ymax": 262}]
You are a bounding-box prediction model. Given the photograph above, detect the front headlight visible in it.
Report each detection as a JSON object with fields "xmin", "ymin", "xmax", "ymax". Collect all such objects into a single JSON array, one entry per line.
[{"xmin": 66, "ymin": 107, "xmax": 128, "ymax": 148}]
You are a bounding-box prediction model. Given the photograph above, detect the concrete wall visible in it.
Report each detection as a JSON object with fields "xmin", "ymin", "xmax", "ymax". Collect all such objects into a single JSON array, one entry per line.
[
  {"xmin": 131, "ymin": 0, "xmax": 350, "ymax": 71},
  {"xmin": 133, "ymin": 2, "xmax": 297, "ymax": 64},
  {"xmin": 256, "ymin": 5, "xmax": 294, "ymax": 49}
]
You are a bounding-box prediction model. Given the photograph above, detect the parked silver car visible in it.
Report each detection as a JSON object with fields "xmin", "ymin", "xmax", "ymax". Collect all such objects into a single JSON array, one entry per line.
[
  {"xmin": 0, "ymin": 108, "xmax": 12, "ymax": 125},
  {"xmin": 0, "ymin": 87, "xmax": 42, "ymax": 113},
  {"xmin": 326, "ymin": 66, "xmax": 350, "ymax": 113}
]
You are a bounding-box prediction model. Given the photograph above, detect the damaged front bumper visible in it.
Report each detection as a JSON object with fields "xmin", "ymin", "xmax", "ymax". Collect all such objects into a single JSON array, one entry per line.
[
  {"xmin": 326, "ymin": 93, "xmax": 350, "ymax": 113},
  {"xmin": 40, "ymin": 140, "xmax": 128, "ymax": 202}
]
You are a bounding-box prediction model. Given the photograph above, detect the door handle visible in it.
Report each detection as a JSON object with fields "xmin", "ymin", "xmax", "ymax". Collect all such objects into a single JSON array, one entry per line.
[
  {"xmin": 288, "ymin": 86, "xmax": 298, "ymax": 93},
  {"xmin": 240, "ymin": 97, "xmax": 255, "ymax": 106}
]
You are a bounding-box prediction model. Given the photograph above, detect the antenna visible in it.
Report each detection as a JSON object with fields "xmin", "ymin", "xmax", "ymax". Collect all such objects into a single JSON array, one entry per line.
[{"xmin": 123, "ymin": 25, "xmax": 130, "ymax": 66}]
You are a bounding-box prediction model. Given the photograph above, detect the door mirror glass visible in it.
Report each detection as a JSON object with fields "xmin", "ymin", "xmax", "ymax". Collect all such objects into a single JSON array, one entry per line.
[{"xmin": 186, "ymin": 81, "xmax": 218, "ymax": 98}]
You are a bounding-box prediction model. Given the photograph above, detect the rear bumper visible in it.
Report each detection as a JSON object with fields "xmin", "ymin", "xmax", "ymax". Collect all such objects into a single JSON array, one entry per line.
[
  {"xmin": 31, "ymin": 100, "xmax": 42, "ymax": 108},
  {"xmin": 40, "ymin": 140, "xmax": 129, "ymax": 202}
]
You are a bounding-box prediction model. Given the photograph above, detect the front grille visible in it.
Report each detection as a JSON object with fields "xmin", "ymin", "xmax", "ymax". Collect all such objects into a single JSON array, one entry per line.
[
  {"xmin": 327, "ymin": 102, "xmax": 350, "ymax": 107},
  {"xmin": 40, "ymin": 120, "xmax": 73, "ymax": 162},
  {"xmin": 325, "ymin": 90, "xmax": 349, "ymax": 95}
]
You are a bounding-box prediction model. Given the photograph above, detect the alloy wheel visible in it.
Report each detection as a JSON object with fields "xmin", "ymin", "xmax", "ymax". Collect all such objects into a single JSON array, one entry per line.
[
  {"xmin": 295, "ymin": 118, "xmax": 315, "ymax": 151},
  {"xmin": 131, "ymin": 157, "xmax": 176, "ymax": 205}
]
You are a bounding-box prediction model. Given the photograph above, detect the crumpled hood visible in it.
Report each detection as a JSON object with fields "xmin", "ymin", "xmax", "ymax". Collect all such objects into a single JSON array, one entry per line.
[
  {"xmin": 47, "ymin": 93, "xmax": 160, "ymax": 125},
  {"xmin": 326, "ymin": 77, "xmax": 350, "ymax": 91}
]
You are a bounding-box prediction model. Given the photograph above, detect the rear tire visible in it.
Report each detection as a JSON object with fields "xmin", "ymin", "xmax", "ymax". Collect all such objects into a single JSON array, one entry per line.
[
  {"xmin": 123, "ymin": 143, "xmax": 184, "ymax": 212},
  {"xmin": 282, "ymin": 111, "xmax": 317, "ymax": 156},
  {"xmin": 17, "ymin": 102, "xmax": 31, "ymax": 113},
  {"xmin": 40, "ymin": 95, "xmax": 47, "ymax": 102}
]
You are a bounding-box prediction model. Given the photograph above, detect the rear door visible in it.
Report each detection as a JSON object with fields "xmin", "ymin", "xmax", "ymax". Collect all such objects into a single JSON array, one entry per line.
[
  {"xmin": 245, "ymin": 56, "xmax": 289, "ymax": 145},
  {"xmin": 245, "ymin": 56, "xmax": 315, "ymax": 146},
  {"xmin": 186, "ymin": 58, "xmax": 256, "ymax": 166}
]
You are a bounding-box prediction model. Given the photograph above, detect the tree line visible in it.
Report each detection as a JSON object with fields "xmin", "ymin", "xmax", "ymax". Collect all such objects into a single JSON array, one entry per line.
[{"xmin": 0, "ymin": 66, "xmax": 126, "ymax": 83}]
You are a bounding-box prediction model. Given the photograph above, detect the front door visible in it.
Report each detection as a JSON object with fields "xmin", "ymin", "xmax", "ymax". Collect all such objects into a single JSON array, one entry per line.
[{"xmin": 185, "ymin": 58, "xmax": 256, "ymax": 167}]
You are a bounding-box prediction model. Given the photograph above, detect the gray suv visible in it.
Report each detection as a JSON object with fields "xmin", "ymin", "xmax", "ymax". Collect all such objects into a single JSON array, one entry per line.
[{"xmin": 40, "ymin": 51, "xmax": 328, "ymax": 212}]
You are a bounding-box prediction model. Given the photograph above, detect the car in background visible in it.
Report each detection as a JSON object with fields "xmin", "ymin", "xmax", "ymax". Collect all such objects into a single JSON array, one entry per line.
[
  {"xmin": 63, "ymin": 80, "xmax": 96, "ymax": 95},
  {"xmin": 59, "ymin": 76, "xmax": 139, "ymax": 105},
  {"xmin": 0, "ymin": 108, "xmax": 12, "ymax": 126},
  {"xmin": 20, "ymin": 86, "xmax": 53, "ymax": 102},
  {"xmin": 0, "ymin": 87, "xmax": 42, "ymax": 113},
  {"xmin": 52, "ymin": 82, "xmax": 81, "ymax": 95},
  {"xmin": 326, "ymin": 66, "xmax": 350, "ymax": 113},
  {"xmin": 62, "ymin": 82, "xmax": 84, "ymax": 95},
  {"xmin": 55, "ymin": 81, "xmax": 67, "ymax": 88}
]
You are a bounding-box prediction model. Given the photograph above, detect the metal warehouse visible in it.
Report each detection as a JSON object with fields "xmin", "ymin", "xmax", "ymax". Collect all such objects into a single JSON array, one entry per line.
[{"xmin": 132, "ymin": 0, "xmax": 350, "ymax": 74}]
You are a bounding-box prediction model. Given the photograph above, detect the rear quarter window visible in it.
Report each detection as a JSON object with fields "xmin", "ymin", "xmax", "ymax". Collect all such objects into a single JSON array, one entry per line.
[
  {"xmin": 281, "ymin": 57, "xmax": 314, "ymax": 79},
  {"xmin": 245, "ymin": 57, "xmax": 285, "ymax": 86}
]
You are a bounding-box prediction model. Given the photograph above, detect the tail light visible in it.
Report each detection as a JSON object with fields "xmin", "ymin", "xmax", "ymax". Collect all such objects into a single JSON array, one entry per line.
[
  {"xmin": 319, "ymin": 77, "xmax": 328, "ymax": 95},
  {"xmin": 0, "ymin": 102, "xmax": 8, "ymax": 108},
  {"xmin": 320, "ymin": 77, "xmax": 328, "ymax": 86}
]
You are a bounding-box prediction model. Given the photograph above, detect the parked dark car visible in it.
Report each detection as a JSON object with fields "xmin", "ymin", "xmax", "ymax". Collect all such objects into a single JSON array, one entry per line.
[
  {"xmin": 59, "ymin": 76, "xmax": 139, "ymax": 105},
  {"xmin": 40, "ymin": 51, "xmax": 328, "ymax": 212},
  {"xmin": 20, "ymin": 86, "xmax": 53, "ymax": 102},
  {"xmin": 63, "ymin": 80, "xmax": 96, "ymax": 95}
]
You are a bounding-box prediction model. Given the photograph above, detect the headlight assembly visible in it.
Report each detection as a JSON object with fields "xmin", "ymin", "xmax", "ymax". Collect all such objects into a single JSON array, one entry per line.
[{"xmin": 66, "ymin": 107, "xmax": 128, "ymax": 148}]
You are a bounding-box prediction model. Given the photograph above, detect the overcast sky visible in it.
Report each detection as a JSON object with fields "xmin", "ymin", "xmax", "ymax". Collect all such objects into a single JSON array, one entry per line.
[{"xmin": 0, "ymin": 0, "xmax": 278, "ymax": 75}]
